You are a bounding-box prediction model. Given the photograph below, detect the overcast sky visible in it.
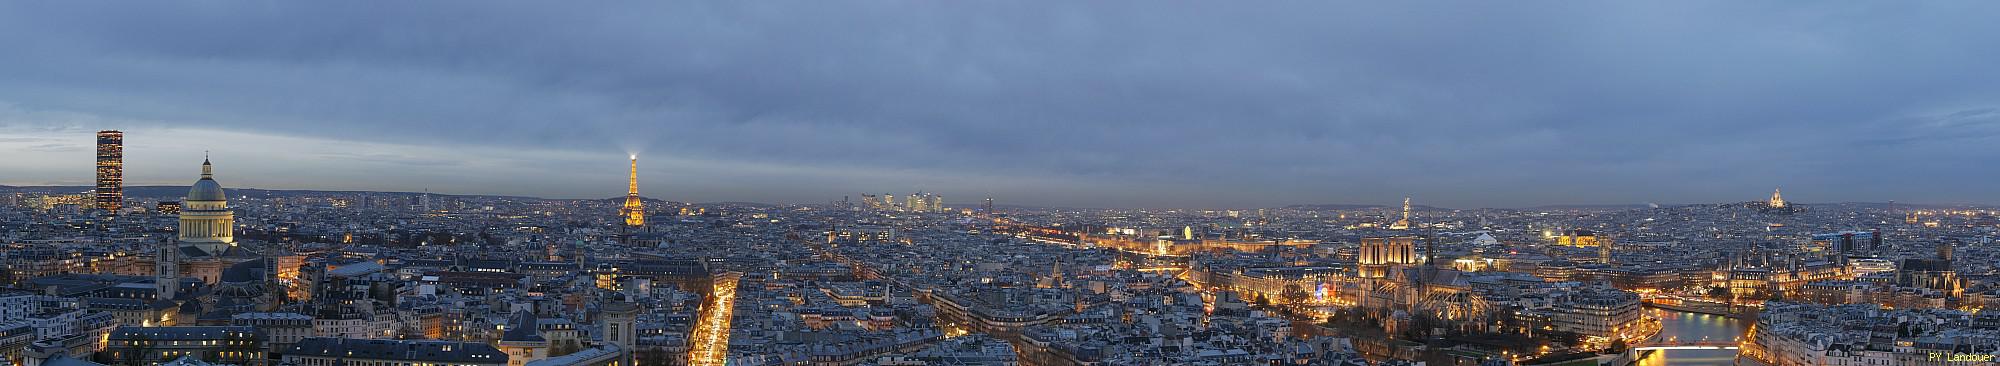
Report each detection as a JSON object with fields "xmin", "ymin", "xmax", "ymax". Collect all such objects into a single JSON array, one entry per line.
[{"xmin": 2, "ymin": 2, "xmax": 1998, "ymax": 208}]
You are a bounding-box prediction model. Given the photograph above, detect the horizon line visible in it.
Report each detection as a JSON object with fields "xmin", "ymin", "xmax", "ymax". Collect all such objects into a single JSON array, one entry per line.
[{"xmin": 1, "ymin": 184, "xmax": 1989, "ymax": 211}]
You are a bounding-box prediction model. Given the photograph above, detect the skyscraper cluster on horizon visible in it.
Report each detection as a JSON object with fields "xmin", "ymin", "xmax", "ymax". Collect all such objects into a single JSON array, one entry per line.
[{"xmin": 860, "ymin": 192, "xmax": 944, "ymax": 213}]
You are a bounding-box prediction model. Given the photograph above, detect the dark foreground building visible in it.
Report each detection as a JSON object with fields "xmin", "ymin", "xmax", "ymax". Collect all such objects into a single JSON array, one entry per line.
[{"xmin": 283, "ymin": 337, "xmax": 507, "ymax": 366}]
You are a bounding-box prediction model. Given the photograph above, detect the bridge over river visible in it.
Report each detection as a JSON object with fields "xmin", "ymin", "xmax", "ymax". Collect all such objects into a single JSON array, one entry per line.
[
  {"xmin": 1632, "ymin": 340, "xmax": 1740, "ymax": 351},
  {"xmin": 1632, "ymin": 309, "xmax": 1763, "ymax": 366}
]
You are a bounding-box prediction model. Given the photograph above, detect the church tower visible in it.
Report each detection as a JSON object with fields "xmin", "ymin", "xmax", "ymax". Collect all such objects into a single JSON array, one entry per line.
[
  {"xmin": 621, "ymin": 155, "xmax": 645, "ymax": 227},
  {"xmin": 1358, "ymin": 236, "xmax": 1418, "ymax": 278},
  {"xmin": 1390, "ymin": 197, "xmax": 1413, "ymax": 230},
  {"xmin": 178, "ymin": 157, "xmax": 235, "ymax": 255},
  {"xmin": 1599, "ymin": 236, "xmax": 1613, "ymax": 264},
  {"xmin": 155, "ymin": 239, "xmax": 179, "ymax": 300},
  {"xmin": 1049, "ymin": 259, "xmax": 1065, "ymax": 288},
  {"xmin": 1938, "ymin": 239, "xmax": 1955, "ymax": 261},
  {"xmin": 1769, "ymin": 188, "xmax": 1786, "ymax": 208}
]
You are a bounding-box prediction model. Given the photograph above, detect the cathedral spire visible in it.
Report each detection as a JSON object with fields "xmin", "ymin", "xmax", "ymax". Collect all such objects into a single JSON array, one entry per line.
[{"xmin": 1424, "ymin": 235, "xmax": 1436, "ymax": 267}]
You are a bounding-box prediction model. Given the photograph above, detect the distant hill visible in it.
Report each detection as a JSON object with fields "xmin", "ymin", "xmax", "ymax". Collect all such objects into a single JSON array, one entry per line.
[
  {"xmin": 1807, "ymin": 202, "xmax": 1996, "ymax": 210},
  {"xmin": 591, "ymin": 196, "xmax": 683, "ymax": 205},
  {"xmin": 1516, "ymin": 204, "xmax": 1656, "ymax": 211},
  {"xmin": 1282, "ymin": 204, "xmax": 1386, "ymax": 210},
  {"xmin": 697, "ymin": 201, "xmax": 776, "ymax": 208}
]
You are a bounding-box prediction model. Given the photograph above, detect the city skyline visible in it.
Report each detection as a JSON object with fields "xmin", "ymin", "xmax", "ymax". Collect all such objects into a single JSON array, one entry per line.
[
  {"xmin": 5, "ymin": 2, "xmax": 2000, "ymax": 208},
  {"xmin": 4, "ymin": 4, "xmax": 1996, "ymax": 366},
  {"xmin": 3, "ymin": 128, "xmax": 1995, "ymax": 210}
]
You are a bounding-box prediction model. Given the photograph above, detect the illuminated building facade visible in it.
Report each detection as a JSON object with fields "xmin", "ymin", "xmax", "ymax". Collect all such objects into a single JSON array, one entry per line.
[
  {"xmin": 166, "ymin": 158, "xmax": 265, "ymax": 286},
  {"xmin": 283, "ymin": 338, "xmax": 506, "ymax": 366},
  {"xmin": 180, "ymin": 158, "xmax": 236, "ymax": 254},
  {"xmin": 1895, "ymin": 240, "xmax": 1963, "ymax": 297},
  {"xmin": 1797, "ymin": 280, "xmax": 1876, "ymax": 305},
  {"xmin": 1358, "ymin": 236, "xmax": 1418, "ymax": 278},
  {"xmin": 621, "ymin": 156, "xmax": 644, "ymax": 227},
  {"xmin": 1752, "ymin": 187, "xmax": 1801, "ymax": 214},
  {"xmin": 1552, "ymin": 229, "xmax": 1613, "ymax": 264},
  {"xmin": 1080, "ymin": 230, "xmax": 1318, "ymax": 256},
  {"xmin": 1548, "ymin": 288, "xmax": 1643, "ymax": 339},
  {"xmin": 1184, "ymin": 263, "xmax": 1345, "ymax": 305},
  {"xmin": 1848, "ymin": 258, "xmax": 1895, "ymax": 276},
  {"xmin": 31, "ymin": 194, "xmax": 86, "ymax": 211},
  {"xmin": 102, "ymin": 326, "xmax": 264, "ymax": 366},
  {"xmin": 1713, "ymin": 252, "xmax": 1851, "ymax": 298},
  {"xmin": 156, "ymin": 201, "xmax": 182, "ymax": 215},
  {"xmin": 95, "ymin": 130, "xmax": 124, "ymax": 212},
  {"xmin": 1554, "ymin": 229, "xmax": 1603, "ymax": 247}
]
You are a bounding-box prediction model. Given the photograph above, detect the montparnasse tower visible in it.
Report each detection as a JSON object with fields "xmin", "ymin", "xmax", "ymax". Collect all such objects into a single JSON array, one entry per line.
[
  {"xmin": 621, "ymin": 155, "xmax": 645, "ymax": 227},
  {"xmin": 179, "ymin": 157, "xmax": 236, "ymax": 254}
]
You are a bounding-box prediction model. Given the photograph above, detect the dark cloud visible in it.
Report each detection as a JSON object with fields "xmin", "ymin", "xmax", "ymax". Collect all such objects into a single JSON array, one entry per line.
[
  {"xmin": 314, "ymin": 152, "xmax": 460, "ymax": 167},
  {"xmin": 2, "ymin": 2, "xmax": 1998, "ymax": 207}
]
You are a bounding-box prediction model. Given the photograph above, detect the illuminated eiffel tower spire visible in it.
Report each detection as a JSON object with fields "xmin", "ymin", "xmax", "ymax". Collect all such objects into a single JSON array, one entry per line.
[{"xmin": 622, "ymin": 155, "xmax": 645, "ymax": 227}]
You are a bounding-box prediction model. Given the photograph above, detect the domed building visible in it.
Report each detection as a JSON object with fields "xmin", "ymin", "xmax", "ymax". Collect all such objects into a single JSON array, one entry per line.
[
  {"xmin": 154, "ymin": 158, "xmax": 306, "ymax": 325},
  {"xmin": 1749, "ymin": 187, "xmax": 1802, "ymax": 214},
  {"xmin": 160, "ymin": 158, "xmax": 266, "ymax": 294},
  {"xmin": 179, "ymin": 158, "xmax": 235, "ymax": 255}
]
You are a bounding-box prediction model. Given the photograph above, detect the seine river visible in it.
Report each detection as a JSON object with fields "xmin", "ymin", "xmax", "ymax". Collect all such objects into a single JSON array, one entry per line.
[{"xmin": 1636, "ymin": 308, "xmax": 1762, "ymax": 366}]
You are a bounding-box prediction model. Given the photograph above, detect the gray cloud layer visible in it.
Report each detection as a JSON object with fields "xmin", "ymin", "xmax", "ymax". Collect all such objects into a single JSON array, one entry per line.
[{"xmin": 2, "ymin": 2, "xmax": 1998, "ymax": 208}]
